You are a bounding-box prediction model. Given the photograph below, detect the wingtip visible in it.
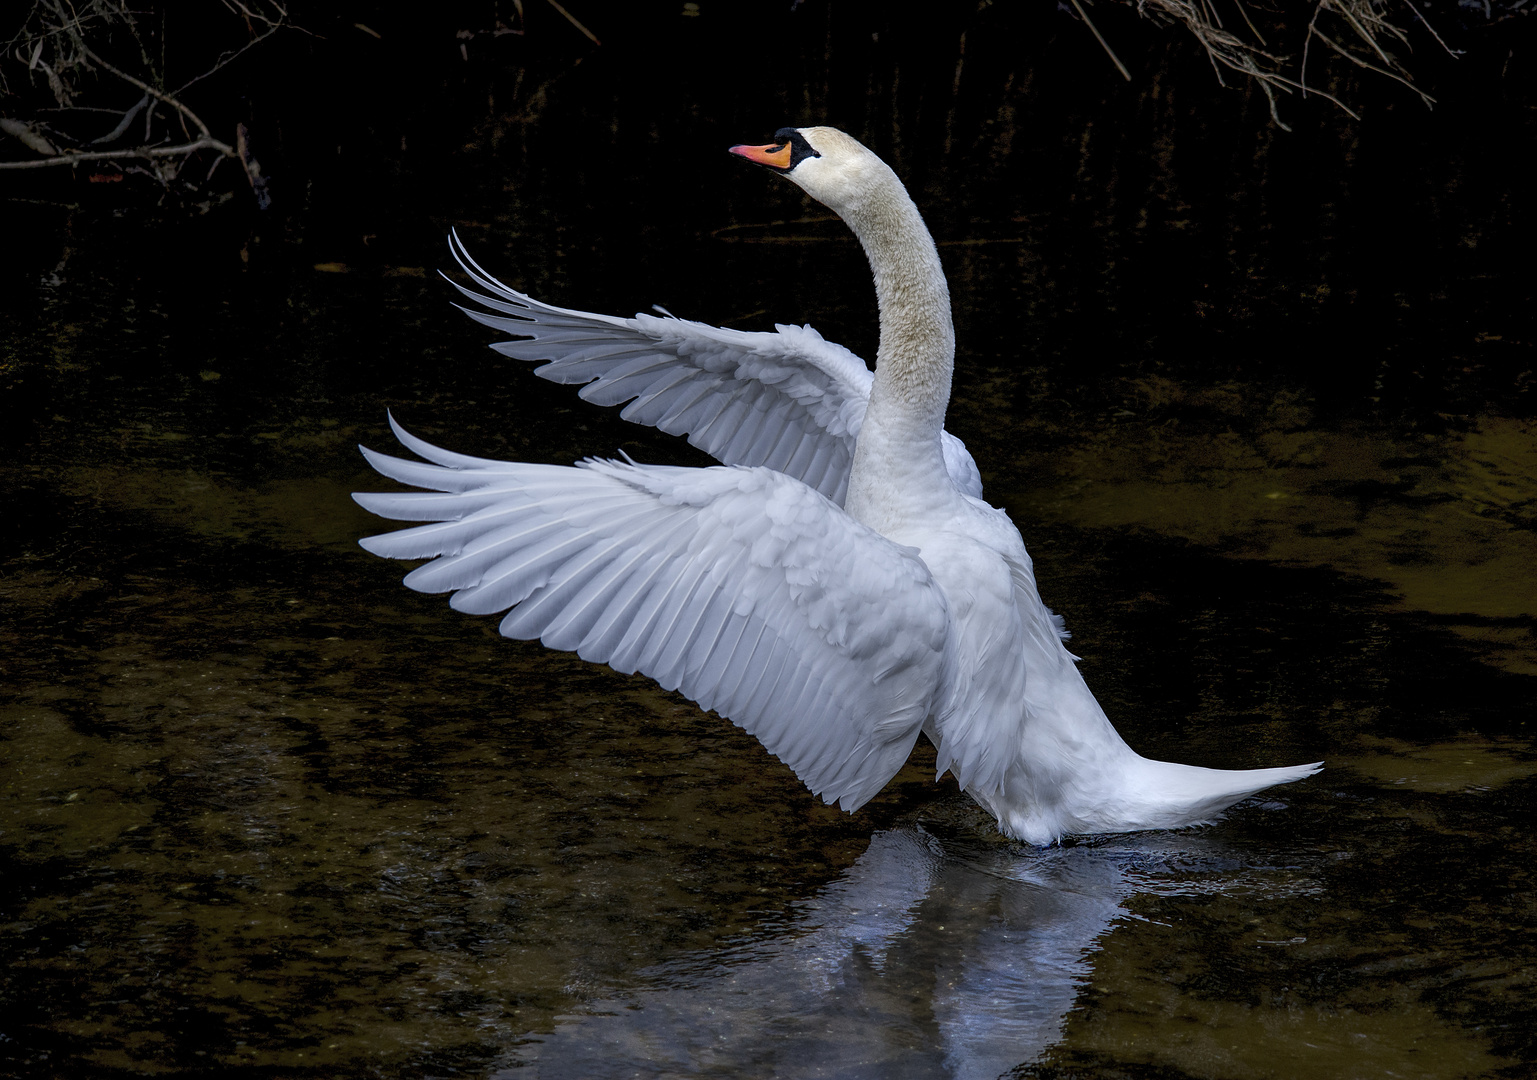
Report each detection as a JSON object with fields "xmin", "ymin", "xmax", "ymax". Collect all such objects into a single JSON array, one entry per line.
[
  {"xmin": 444, "ymin": 229, "xmax": 479, "ymax": 289},
  {"xmin": 444, "ymin": 231, "xmax": 514, "ymax": 296},
  {"xmin": 355, "ymin": 414, "xmax": 422, "ymax": 464},
  {"xmin": 386, "ymin": 410, "xmax": 408, "ymax": 443},
  {"xmin": 357, "ymin": 442, "xmax": 411, "ymax": 478}
]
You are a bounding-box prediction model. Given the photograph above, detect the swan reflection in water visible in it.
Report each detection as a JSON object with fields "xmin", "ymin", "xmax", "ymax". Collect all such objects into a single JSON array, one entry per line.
[{"xmin": 499, "ymin": 803, "xmax": 1314, "ymax": 1080}]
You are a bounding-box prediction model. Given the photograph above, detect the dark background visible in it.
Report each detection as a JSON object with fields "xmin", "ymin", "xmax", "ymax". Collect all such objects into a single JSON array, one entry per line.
[{"xmin": 3, "ymin": 0, "xmax": 1534, "ymax": 435}]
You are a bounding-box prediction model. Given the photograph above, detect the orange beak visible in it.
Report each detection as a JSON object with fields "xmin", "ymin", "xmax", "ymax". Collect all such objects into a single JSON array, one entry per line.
[{"xmin": 729, "ymin": 141, "xmax": 793, "ymax": 170}]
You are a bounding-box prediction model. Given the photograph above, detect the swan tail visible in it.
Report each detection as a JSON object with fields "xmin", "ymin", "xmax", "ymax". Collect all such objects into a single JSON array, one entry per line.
[{"xmin": 1130, "ymin": 758, "xmax": 1323, "ymax": 831}]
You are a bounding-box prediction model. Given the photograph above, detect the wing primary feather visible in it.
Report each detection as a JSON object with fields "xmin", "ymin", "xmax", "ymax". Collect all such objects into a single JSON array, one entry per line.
[
  {"xmin": 753, "ymin": 420, "xmax": 816, "ymax": 481},
  {"xmin": 447, "ymin": 231, "xmax": 633, "ymax": 330},
  {"xmin": 710, "ymin": 617, "xmax": 773, "ymax": 717},
  {"xmin": 687, "ymin": 396, "xmax": 751, "ymax": 454},
  {"xmin": 628, "ymin": 561, "xmax": 717, "ymax": 689},
  {"xmin": 604, "ymin": 551, "xmax": 705, "ymax": 674},
  {"xmin": 766, "ymin": 672, "xmax": 836, "ymax": 778},
  {"xmin": 717, "ymin": 388, "xmax": 776, "ymax": 466},
  {"xmin": 361, "ymin": 509, "xmax": 558, "ymax": 562},
  {"xmin": 617, "ymin": 367, "xmax": 705, "ymax": 425},
  {"xmin": 495, "ymin": 522, "xmax": 656, "ymax": 643},
  {"xmin": 732, "ymin": 592, "xmax": 799, "ymax": 716},
  {"xmin": 579, "ymin": 513, "xmax": 702, "ymax": 650},
  {"xmin": 451, "ymin": 526, "xmax": 614, "ymax": 617},
  {"xmin": 779, "ymin": 432, "xmax": 823, "ymax": 487},
  {"xmin": 385, "ymin": 412, "xmax": 510, "ymax": 469},
  {"xmin": 353, "ymin": 488, "xmax": 525, "ymax": 522},
  {"xmin": 400, "ymin": 517, "xmax": 571, "ymax": 589},
  {"xmin": 575, "ymin": 548, "xmax": 678, "ymax": 661},
  {"xmin": 645, "ymin": 557, "xmax": 736, "ymax": 690},
  {"xmin": 654, "ymin": 378, "xmax": 730, "ymax": 433},
  {"xmin": 512, "ymin": 510, "xmax": 684, "ymax": 649},
  {"xmin": 690, "ymin": 611, "xmax": 756, "ymax": 712},
  {"xmin": 680, "ymin": 590, "xmax": 747, "ymax": 702},
  {"xmin": 665, "ymin": 381, "xmax": 740, "ymax": 443}
]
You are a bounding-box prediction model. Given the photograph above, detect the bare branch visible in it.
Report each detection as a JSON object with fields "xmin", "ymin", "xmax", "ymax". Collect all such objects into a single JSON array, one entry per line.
[
  {"xmin": 0, "ymin": 136, "xmax": 233, "ymax": 169},
  {"xmin": 1, "ymin": 0, "xmax": 287, "ymax": 205},
  {"xmin": 80, "ymin": 43, "xmax": 215, "ymax": 140},
  {"xmin": 1400, "ymin": 0, "xmax": 1459, "ymax": 58},
  {"xmin": 544, "ymin": 0, "xmax": 600, "ymax": 46}
]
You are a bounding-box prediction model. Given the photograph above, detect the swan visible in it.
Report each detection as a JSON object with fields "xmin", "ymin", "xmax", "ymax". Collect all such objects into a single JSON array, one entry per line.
[{"xmin": 354, "ymin": 126, "xmax": 1321, "ymax": 844}]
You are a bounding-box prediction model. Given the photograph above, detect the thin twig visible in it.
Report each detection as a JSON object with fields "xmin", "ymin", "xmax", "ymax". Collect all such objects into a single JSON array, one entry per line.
[
  {"xmin": 173, "ymin": 0, "xmax": 289, "ymax": 96},
  {"xmin": 1310, "ymin": 26, "xmax": 1436, "ymax": 104},
  {"xmin": 1300, "ymin": 0, "xmax": 1323, "ymax": 97},
  {"xmin": 1069, "ymin": 0, "xmax": 1133, "ymax": 81},
  {"xmin": 1333, "ymin": 0, "xmax": 1400, "ymax": 69},
  {"xmin": 1399, "ymin": 0, "xmax": 1458, "ymax": 57},
  {"xmin": 1254, "ymin": 68, "xmax": 1361, "ymax": 118},
  {"xmin": 1231, "ymin": 0, "xmax": 1266, "ymax": 47},
  {"xmin": 544, "ymin": 0, "xmax": 599, "ymax": 46}
]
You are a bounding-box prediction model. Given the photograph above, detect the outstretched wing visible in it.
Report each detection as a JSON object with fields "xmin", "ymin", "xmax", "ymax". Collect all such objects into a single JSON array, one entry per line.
[
  {"xmin": 354, "ymin": 416, "xmax": 950, "ymax": 811},
  {"xmin": 445, "ymin": 233, "xmax": 983, "ymax": 506}
]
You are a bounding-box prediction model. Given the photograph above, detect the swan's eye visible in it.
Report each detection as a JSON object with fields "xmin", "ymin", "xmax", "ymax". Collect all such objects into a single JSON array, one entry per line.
[{"xmin": 782, "ymin": 131, "xmax": 821, "ymax": 168}]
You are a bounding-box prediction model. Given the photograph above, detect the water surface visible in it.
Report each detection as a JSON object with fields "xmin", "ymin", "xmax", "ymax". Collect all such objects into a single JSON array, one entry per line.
[{"xmin": 3, "ymin": 6, "xmax": 1534, "ymax": 1077}]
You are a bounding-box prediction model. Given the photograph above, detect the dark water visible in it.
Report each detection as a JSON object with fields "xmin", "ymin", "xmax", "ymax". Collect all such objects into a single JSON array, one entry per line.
[{"xmin": 3, "ymin": 4, "xmax": 1534, "ymax": 1077}]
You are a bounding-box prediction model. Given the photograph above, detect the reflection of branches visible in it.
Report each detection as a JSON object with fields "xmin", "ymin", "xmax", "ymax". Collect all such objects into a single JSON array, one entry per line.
[
  {"xmin": 1079, "ymin": 0, "xmax": 1459, "ymax": 125},
  {"xmin": 0, "ymin": 0, "xmax": 287, "ymax": 205}
]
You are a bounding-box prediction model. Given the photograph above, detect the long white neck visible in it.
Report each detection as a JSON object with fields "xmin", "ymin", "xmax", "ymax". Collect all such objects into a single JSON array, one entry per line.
[{"xmin": 839, "ymin": 173, "xmax": 957, "ymax": 531}]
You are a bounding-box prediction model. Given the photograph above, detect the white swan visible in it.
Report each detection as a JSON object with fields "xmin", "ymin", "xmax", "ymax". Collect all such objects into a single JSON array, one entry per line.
[{"xmin": 355, "ymin": 126, "xmax": 1320, "ymax": 844}]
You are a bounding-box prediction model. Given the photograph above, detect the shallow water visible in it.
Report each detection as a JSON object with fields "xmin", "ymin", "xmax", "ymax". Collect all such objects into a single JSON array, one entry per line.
[{"xmin": 3, "ymin": 6, "xmax": 1535, "ymax": 1077}]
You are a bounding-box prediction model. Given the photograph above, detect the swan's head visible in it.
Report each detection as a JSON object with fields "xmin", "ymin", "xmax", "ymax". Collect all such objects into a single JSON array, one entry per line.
[{"xmin": 729, "ymin": 126, "xmax": 891, "ymax": 216}]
